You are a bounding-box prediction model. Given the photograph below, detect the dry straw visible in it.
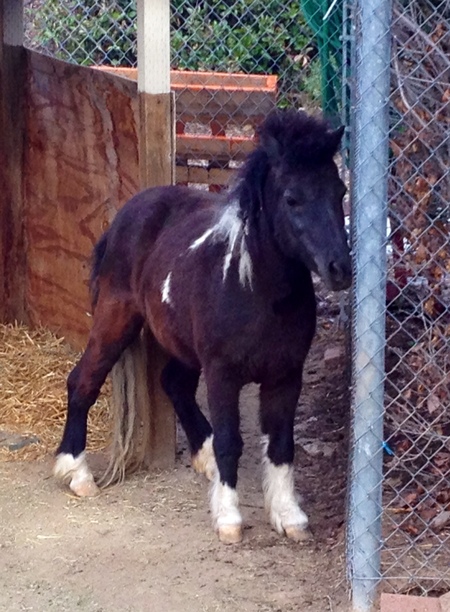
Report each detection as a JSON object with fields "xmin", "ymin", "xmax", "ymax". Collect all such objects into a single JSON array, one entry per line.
[{"xmin": 0, "ymin": 322, "xmax": 111, "ymax": 462}]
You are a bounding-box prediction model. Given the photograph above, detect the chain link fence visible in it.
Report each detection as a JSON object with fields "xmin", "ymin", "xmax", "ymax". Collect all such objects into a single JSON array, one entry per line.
[
  {"xmin": 24, "ymin": 0, "xmax": 346, "ymax": 190},
  {"xmin": 349, "ymin": 0, "xmax": 450, "ymax": 606},
  {"xmin": 23, "ymin": 0, "xmax": 450, "ymax": 605},
  {"xmin": 381, "ymin": 0, "xmax": 450, "ymax": 597}
]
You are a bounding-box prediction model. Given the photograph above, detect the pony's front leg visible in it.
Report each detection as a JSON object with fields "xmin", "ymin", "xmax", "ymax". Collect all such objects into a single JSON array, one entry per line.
[
  {"xmin": 204, "ymin": 364, "xmax": 243, "ymax": 544},
  {"xmin": 259, "ymin": 375, "xmax": 310, "ymax": 542}
]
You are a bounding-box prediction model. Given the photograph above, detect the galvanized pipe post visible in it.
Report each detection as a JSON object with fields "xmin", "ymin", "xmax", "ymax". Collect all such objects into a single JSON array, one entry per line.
[{"xmin": 348, "ymin": 0, "xmax": 392, "ymax": 610}]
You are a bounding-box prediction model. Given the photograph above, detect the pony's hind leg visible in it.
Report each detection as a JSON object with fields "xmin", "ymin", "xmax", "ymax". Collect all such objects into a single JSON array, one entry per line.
[
  {"xmin": 161, "ymin": 359, "xmax": 216, "ymax": 480},
  {"xmin": 54, "ymin": 299, "xmax": 143, "ymax": 496},
  {"xmin": 204, "ymin": 364, "xmax": 243, "ymax": 544},
  {"xmin": 259, "ymin": 375, "xmax": 310, "ymax": 542}
]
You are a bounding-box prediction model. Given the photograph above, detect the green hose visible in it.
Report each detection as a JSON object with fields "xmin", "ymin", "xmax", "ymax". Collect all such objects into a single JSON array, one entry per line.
[{"xmin": 300, "ymin": 0, "xmax": 343, "ymax": 120}]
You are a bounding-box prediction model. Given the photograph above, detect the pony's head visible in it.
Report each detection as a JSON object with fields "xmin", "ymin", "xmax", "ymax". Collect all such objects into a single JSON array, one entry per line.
[{"xmin": 239, "ymin": 110, "xmax": 351, "ymax": 291}]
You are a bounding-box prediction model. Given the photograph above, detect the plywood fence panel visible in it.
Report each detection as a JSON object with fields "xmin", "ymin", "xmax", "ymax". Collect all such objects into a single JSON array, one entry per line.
[
  {"xmin": 24, "ymin": 51, "xmax": 139, "ymax": 349},
  {"xmin": 0, "ymin": 4, "xmax": 26, "ymax": 323}
]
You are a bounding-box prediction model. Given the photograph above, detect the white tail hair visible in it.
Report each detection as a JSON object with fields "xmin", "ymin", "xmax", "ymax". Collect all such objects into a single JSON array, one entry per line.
[{"xmin": 99, "ymin": 330, "xmax": 152, "ymax": 487}]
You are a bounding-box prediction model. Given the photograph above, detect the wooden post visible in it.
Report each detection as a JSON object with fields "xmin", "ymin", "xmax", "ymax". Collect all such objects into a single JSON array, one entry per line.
[
  {"xmin": 136, "ymin": 0, "xmax": 176, "ymax": 468},
  {"xmin": 0, "ymin": 0, "xmax": 26, "ymax": 323}
]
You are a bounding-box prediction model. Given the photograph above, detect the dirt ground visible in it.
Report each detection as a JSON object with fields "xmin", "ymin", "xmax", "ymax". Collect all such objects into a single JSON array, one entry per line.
[{"xmin": 0, "ymin": 307, "xmax": 351, "ymax": 612}]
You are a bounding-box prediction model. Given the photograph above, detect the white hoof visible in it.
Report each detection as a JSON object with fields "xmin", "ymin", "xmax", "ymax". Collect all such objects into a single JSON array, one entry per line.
[
  {"xmin": 284, "ymin": 524, "xmax": 312, "ymax": 542},
  {"xmin": 217, "ymin": 523, "xmax": 243, "ymax": 544},
  {"xmin": 54, "ymin": 452, "xmax": 100, "ymax": 497},
  {"xmin": 191, "ymin": 435, "xmax": 217, "ymax": 481}
]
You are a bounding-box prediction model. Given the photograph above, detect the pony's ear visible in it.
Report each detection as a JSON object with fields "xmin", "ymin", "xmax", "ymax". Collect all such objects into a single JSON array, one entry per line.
[
  {"xmin": 260, "ymin": 132, "xmax": 283, "ymax": 165},
  {"xmin": 257, "ymin": 111, "xmax": 284, "ymax": 165},
  {"xmin": 239, "ymin": 151, "xmax": 270, "ymax": 221},
  {"xmin": 326, "ymin": 125, "xmax": 345, "ymax": 155}
]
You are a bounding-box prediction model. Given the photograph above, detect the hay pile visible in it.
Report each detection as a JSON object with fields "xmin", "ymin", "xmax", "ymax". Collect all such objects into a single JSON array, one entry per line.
[{"xmin": 0, "ymin": 322, "xmax": 111, "ymax": 461}]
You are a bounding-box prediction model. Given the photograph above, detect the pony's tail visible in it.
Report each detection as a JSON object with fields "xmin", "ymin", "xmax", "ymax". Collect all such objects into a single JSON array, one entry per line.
[
  {"xmin": 99, "ymin": 330, "xmax": 153, "ymax": 488},
  {"xmin": 90, "ymin": 231, "xmax": 109, "ymax": 309}
]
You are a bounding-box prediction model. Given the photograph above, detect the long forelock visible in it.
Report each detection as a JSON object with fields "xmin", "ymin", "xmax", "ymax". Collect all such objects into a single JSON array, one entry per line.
[{"xmin": 259, "ymin": 110, "xmax": 339, "ymax": 167}]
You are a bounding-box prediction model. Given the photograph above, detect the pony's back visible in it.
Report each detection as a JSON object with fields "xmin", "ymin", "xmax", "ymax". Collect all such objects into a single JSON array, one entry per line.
[{"xmin": 89, "ymin": 185, "xmax": 223, "ymax": 311}]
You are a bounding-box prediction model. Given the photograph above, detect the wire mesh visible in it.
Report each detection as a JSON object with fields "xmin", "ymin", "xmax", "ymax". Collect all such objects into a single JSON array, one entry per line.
[
  {"xmin": 23, "ymin": 0, "xmax": 346, "ymax": 191},
  {"xmin": 350, "ymin": 0, "xmax": 450, "ymax": 605},
  {"xmin": 381, "ymin": 0, "xmax": 450, "ymax": 596},
  {"xmin": 22, "ymin": 0, "xmax": 450, "ymax": 601}
]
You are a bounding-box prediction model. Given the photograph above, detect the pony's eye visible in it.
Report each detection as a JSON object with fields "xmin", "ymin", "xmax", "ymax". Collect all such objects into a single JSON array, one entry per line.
[{"xmin": 285, "ymin": 195, "xmax": 298, "ymax": 207}]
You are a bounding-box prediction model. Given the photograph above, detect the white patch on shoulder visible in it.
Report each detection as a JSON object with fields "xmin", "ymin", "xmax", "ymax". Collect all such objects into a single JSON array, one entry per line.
[
  {"xmin": 161, "ymin": 271, "xmax": 172, "ymax": 305},
  {"xmin": 54, "ymin": 451, "xmax": 99, "ymax": 497},
  {"xmin": 261, "ymin": 436, "xmax": 308, "ymax": 536},
  {"xmin": 189, "ymin": 227, "xmax": 215, "ymax": 250},
  {"xmin": 188, "ymin": 201, "xmax": 253, "ymax": 288}
]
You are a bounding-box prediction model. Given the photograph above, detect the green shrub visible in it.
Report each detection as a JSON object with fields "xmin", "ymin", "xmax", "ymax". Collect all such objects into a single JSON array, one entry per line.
[{"xmin": 26, "ymin": 0, "xmax": 323, "ymax": 106}]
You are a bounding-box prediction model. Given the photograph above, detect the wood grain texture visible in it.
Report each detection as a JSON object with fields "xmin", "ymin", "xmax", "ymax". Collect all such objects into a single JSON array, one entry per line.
[
  {"xmin": 0, "ymin": 2, "xmax": 27, "ymax": 322},
  {"xmin": 176, "ymin": 134, "xmax": 254, "ymax": 162},
  {"xmin": 138, "ymin": 92, "xmax": 176, "ymax": 469},
  {"xmin": 23, "ymin": 51, "xmax": 140, "ymax": 349},
  {"xmin": 139, "ymin": 92, "xmax": 175, "ymax": 187},
  {"xmin": 176, "ymin": 165, "xmax": 233, "ymax": 187}
]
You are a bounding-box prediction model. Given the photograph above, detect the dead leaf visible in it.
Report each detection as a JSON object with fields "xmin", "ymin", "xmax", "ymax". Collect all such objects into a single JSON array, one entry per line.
[
  {"xmin": 427, "ymin": 394, "xmax": 441, "ymax": 415},
  {"xmin": 419, "ymin": 507, "xmax": 438, "ymax": 523},
  {"xmin": 403, "ymin": 522, "xmax": 420, "ymax": 536},
  {"xmin": 430, "ymin": 511, "xmax": 450, "ymax": 532}
]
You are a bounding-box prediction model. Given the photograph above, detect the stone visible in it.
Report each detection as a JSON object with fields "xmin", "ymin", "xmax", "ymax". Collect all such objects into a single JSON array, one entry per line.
[
  {"xmin": 0, "ymin": 430, "xmax": 40, "ymax": 451},
  {"xmin": 324, "ymin": 346, "xmax": 344, "ymax": 366}
]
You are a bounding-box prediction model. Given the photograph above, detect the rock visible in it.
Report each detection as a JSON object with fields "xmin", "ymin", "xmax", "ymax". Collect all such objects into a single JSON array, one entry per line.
[
  {"xmin": 430, "ymin": 510, "xmax": 450, "ymax": 532},
  {"xmin": 298, "ymin": 438, "xmax": 337, "ymax": 458},
  {"xmin": 324, "ymin": 346, "xmax": 344, "ymax": 366},
  {"xmin": 0, "ymin": 430, "xmax": 40, "ymax": 451}
]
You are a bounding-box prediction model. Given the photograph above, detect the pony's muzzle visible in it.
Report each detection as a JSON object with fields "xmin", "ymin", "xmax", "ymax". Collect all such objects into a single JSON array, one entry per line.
[{"xmin": 320, "ymin": 256, "xmax": 352, "ymax": 291}]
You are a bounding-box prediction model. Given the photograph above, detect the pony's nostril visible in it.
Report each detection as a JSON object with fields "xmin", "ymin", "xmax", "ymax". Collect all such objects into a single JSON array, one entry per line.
[{"xmin": 329, "ymin": 261, "xmax": 342, "ymax": 280}]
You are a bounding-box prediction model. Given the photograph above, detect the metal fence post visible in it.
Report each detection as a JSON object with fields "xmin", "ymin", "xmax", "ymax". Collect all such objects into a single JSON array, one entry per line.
[{"xmin": 348, "ymin": 0, "xmax": 392, "ymax": 610}]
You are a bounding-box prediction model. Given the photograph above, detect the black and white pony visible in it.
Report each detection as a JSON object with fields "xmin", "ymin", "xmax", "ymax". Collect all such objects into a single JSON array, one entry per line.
[{"xmin": 54, "ymin": 110, "xmax": 351, "ymax": 543}]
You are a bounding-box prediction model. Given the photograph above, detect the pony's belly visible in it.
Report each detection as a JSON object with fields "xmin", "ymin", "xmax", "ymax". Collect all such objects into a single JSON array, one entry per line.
[{"xmin": 146, "ymin": 301, "xmax": 200, "ymax": 369}]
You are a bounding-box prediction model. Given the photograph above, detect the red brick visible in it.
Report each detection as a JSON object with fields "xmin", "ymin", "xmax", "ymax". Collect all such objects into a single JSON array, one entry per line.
[
  {"xmin": 380, "ymin": 593, "xmax": 441, "ymax": 612},
  {"xmin": 440, "ymin": 592, "xmax": 450, "ymax": 612}
]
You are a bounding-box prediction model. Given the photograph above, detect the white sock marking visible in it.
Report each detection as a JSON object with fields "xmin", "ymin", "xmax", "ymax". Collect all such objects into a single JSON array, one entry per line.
[
  {"xmin": 191, "ymin": 435, "xmax": 217, "ymax": 480},
  {"xmin": 161, "ymin": 271, "xmax": 172, "ymax": 305},
  {"xmin": 261, "ymin": 436, "xmax": 308, "ymax": 534},
  {"xmin": 188, "ymin": 202, "xmax": 253, "ymax": 288},
  {"xmin": 210, "ymin": 475, "xmax": 242, "ymax": 530},
  {"xmin": 54, "ymin": 452, "xmax": 99, "ymax": 496}
]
